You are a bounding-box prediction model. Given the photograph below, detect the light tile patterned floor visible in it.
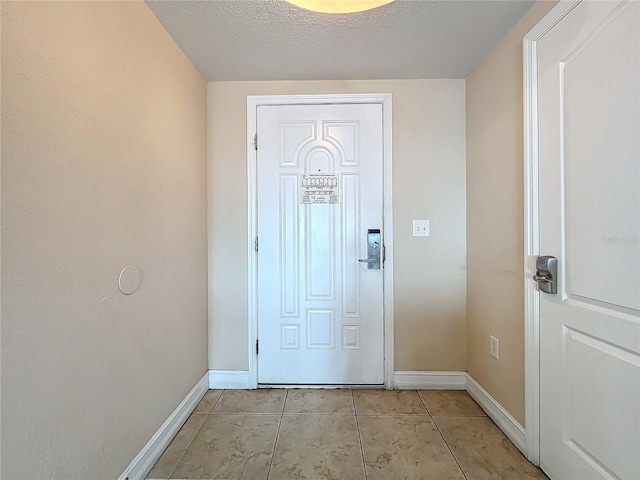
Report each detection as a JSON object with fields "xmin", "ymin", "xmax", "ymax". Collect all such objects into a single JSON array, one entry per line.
[{"xmin": 146, "ymin": 389, "xmax": 548, "ymax": 480}]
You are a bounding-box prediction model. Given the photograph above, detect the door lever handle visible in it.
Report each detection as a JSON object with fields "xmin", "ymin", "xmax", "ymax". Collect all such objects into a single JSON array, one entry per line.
[
  {"xmin": 533, "ymin": 274, "xmax": 551, "ymax": 283},
  {"xmin": 534, "ymin": 255, "xmax": 558, "ymax": 294},
  {"xmin": 361, "ymin": 229, "xmax": 381, "ymax": 269}
]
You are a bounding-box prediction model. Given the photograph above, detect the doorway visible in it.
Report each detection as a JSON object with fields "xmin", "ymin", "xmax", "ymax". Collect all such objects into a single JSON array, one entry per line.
[{"xmin": 247, "ymin": 94, "xmax": 394, "ymax": 388}]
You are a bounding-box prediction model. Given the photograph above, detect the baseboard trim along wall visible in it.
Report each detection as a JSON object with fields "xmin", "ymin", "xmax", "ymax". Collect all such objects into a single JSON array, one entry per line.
[
  {"xmin": 465, "ymin": 374, "xmax": 526, "ymax": 455},
  {"xmin": 118, "ymin": 372, "xmax": 209, "ymax": 480},
  {"xmin": 393, "ymin": 371, "xmax": 467, "ymax": 390},
  {"xmin": 209, "ymin": 370, "xmax": 251, "ymax": 389}
]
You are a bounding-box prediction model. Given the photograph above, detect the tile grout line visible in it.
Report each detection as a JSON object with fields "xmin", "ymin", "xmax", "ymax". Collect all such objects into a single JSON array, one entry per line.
[
  {"xmin": 265, "ymin": 389, "xmax": 288, "ymax": 480},
  {"xmin": 344, "ymin": 412, "xmax": 432, "ymax": 416},
  {"xmin": 209, "ymin": 388, "xmax": 225, "ymax": 413},
  {"xmin": 165, "ymin": 389, "xmax": 226, "ymax": 480},
  {"xmin": 352, "ymin": 389, "xmax": 369, "ymax": 480},
  {"xmin": 416, "ymin": 391, "xmax": 469, "ymax": 480},
  {"xmin": 427, "ymin": 412, "xmax": 488, "ymax": 416}
]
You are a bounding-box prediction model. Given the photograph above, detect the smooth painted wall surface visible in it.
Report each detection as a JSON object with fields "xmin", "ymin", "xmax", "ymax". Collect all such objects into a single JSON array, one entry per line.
[
  {"xmin": 1, "ymin": 2, "xmax": 208, "ymax": 478},
  {"xmin": 208, "ymin": 80, "xmax": 466, "ymax": 372},
  {"xmin": 466, "ymin": 0, "xmax": 558, "ymax": 426}
]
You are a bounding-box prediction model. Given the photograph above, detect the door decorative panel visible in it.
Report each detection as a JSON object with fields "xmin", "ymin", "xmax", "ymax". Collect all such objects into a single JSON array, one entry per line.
[
  {"xmin": 280, "ymin": 175, "xmax": 299, "ymax": 318},
  {"xmin": 342, "ymin": 174, "xmax": 360, "ymax": 318}
]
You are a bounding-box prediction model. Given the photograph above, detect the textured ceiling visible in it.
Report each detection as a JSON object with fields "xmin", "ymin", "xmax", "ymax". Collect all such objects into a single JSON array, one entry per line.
[{"xmin": 145, "ymin": 0, "xmax": 535, "ymax": 81}]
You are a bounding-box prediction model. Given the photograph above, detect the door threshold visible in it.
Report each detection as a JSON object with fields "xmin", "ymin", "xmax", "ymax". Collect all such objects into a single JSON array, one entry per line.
[{"xmin": 258, "ymin": 384, "xmax": 386, "ymax": 389}]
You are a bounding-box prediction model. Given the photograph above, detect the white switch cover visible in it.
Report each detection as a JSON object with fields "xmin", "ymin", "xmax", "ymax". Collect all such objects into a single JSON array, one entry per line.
[
  {"xmin": 413, "ymin": 220, "xmax": 430, "ymax": 237},
  {"xmin": 490, "ymin": 335, "xmax": 500, "ymax": 360}
]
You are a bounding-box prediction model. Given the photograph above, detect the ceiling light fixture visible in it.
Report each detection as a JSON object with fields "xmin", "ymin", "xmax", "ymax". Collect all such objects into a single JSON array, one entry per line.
[{"xmin": 284, "ymin": 0, "xmax": 394, "ymax": 14}]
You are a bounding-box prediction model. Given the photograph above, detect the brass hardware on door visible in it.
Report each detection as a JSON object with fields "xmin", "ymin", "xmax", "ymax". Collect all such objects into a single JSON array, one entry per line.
[
  {"xmin": 359, "ymin": 229, "xmax": 381, "ymax": 269},
  {"xmin": 533, "ymin": 255, "xmax": 558, "ymax": 294}
]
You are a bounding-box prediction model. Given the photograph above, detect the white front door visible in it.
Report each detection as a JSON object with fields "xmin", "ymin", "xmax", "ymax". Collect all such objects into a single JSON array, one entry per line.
[
  {"xmin": 256, "ymin": 103, "xmax": 385, "ymax": 385},
  {"xmin": 536, "ymin": 1, "xmax": 640, "ymax": 479}
]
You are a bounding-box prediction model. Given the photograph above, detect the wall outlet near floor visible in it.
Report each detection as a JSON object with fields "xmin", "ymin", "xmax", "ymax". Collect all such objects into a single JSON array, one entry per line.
[{"xmin": 490, "ymin": 335, "xmax": 500, "ymax": 360}]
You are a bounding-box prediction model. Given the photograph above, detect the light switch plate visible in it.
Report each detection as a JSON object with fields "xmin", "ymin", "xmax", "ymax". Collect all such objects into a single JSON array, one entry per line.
[
  {"xmin": 413, "ymin": 220, "xmax": 430, "ymax": 237},
  {"xmin": 490, "ymin": 335, "xmax": 500, "ymax": 360}
]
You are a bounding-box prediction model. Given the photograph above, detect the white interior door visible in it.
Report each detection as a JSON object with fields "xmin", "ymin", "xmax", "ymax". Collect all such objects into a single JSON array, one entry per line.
[
  {"xmin": 536, "ymin": 1, "xmax": 640, "ymax": 479},
  {"xmin": 256, "ymin": 103, "xmax": 384, "ymax": 385}
]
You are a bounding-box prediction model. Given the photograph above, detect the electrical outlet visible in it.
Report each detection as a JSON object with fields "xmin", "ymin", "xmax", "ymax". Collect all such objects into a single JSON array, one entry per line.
[
  {"xmin": 490, "ymin": 335, "xmax": 500, "ymax": 360},
  {"xmin": 413, "ymin": 220, "xmax": 430, "ymax": 237}
]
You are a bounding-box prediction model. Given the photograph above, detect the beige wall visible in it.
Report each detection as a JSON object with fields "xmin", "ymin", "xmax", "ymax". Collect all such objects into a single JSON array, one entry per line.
[
  {"xmin": 466, "ymin": 0, "xmax": 558, "ymax": 426},
  {"xmin": 1, "ymin": 2, "xmax": 208, "ymax": 478},
  {"xmin": 208, "ymin": 80, "xmax": 467, "ymax": 372}
]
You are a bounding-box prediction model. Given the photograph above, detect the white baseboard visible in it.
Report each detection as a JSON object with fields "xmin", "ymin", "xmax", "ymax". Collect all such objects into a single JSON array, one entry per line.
[
  {"xmin": 118, "ymin": 372, "xmax": 209, "ymax": 480},
  {"xmin": 209, "ymin": 370, "xmax": 251, "ymax": 389},
  {"xmin": 465, "ymin": 374, "xmax": 526, "ymax": 455},
  {"xmin": 393, "ymin": 371, "xmax": 467, "ymax": 390}
]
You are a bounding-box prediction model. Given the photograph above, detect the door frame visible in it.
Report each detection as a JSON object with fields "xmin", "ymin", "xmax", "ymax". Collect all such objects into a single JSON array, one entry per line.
[
  {"xmin": 523, "ymin": 0, "xmax": 581, "ymax": 465},
  {"xmin": 246, "ymin": 94, "xmax": 394, "ymax": 389}
]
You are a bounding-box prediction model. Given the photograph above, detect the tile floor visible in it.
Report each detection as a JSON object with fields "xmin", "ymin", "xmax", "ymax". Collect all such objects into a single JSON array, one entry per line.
[{"xmin": 147, "ymin": 389, "xmax": 548, "ymax": 480}]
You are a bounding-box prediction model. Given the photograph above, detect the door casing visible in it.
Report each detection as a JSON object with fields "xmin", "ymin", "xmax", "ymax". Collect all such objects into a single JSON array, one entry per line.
[{"xmin": 246, "ymin": 94, "xmax": 394, "ymax": 389}]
